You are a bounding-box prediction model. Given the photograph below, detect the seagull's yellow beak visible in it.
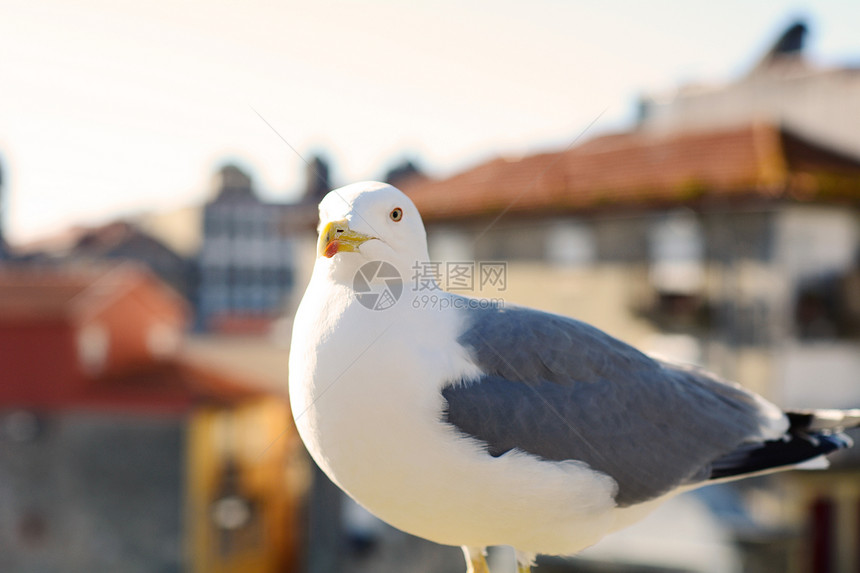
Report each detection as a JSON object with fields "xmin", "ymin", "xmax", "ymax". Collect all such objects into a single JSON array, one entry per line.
[{"xmin": 317, "ymin": 220, "xmax": 375, "ymax": 258}]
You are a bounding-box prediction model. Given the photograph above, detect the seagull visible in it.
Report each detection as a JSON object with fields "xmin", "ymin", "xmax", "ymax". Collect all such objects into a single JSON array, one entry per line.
[{"xmin": 289, "ymin": 181, "xmax": 860, "ymax": 573}]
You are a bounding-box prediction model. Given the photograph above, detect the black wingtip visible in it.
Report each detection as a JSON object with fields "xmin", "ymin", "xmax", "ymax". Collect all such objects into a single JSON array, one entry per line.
[{"xmin": 709, "ymin": 432, "xmax": 850, "ymax": 481}]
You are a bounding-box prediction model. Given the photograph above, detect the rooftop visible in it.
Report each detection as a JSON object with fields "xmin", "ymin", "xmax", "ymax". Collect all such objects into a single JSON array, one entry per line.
[
  {"xmin": 401, "ymin": 123, "xmax": 860, "ymax": 222},
  {"xmin": 0, "ymin": 264, "xmax": 187, "ymax": 322},
  {"xmin": 80, "ymin": 358, "xmax": 269, "ymax": 411},
  {"xmin": 0, "ymin": 264, "xmax": 273, "ymax": 411}
]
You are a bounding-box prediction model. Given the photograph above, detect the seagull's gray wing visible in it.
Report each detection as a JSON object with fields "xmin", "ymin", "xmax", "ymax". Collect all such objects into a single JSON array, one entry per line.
[{"xmin": 442, "ymin": 301, "xmax": 783, "ymax": 506}]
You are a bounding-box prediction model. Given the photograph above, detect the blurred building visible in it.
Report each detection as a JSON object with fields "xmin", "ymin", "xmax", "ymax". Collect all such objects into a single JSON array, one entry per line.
[
  {"xmin": 197, "ymin": 165, "xmax": 297, "ymax": 334},
  {"xmin": 383, "ymin": 157, "xmax": 427, "ymax": 189},
  {"xmin": 0, "ymin": 156, "xmax": 8, "ymax": 261},
  {"xmin": 6, "ymin": 158, "xmax": 328, "ymax": 336},
  {"xmin": 400, "ymin": 120, "xmax": 860, "ymax": 572},
  {"xmin": 638, "ymin": 20, "xmax": 860, "ymax": 158},
  {"xmin": 131, "ymin": 203, "xmax": 204, "ymax": 259},
  {"xmin": 0, "ymin": 264, "xmax": 308, "ymax": 573},
  {"xmin": 13, "ymin": 220, "xmax": 198, "ymax": 305},
  {"xmin": 301, "ymin": 154, "xmax": 333, "ymax": 206},
  {"xmin": 71, "ymin": 221, "xmax": 197, "ymax": 303}
]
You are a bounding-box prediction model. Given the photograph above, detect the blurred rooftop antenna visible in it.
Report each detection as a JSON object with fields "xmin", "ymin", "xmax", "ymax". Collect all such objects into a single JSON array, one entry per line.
[{"xmin": 748, "ymin": 19, "xmax": 808, "ymax": 75}]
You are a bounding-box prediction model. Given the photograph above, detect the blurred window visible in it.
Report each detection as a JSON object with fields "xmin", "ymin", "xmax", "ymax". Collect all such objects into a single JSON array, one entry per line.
[
  {"xmin": 545, "ymin": 220, "xmax": 595, "ymax": 267},
  {"xmin": 794, "ymin": 265, "xmax": 860, "ymax": 340},
  {"xmin": 649, "ymin": 210, "xmax": 704, "ymax": 295},
  {"xmin": 429, "ymin": 228, "xmax": 473, "ymax": 263}
]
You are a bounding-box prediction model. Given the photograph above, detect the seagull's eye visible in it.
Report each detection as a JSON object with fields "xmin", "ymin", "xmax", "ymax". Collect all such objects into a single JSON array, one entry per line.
[{"xmin": 389, "ymin": 207, "xmax": 403, "ymax": 222}]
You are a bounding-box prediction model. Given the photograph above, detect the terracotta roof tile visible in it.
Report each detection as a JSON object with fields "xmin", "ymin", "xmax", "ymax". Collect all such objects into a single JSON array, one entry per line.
[
  {"xmin": 402, "ymin": 123, "xmax": 860, "ymax": 221},
  {"xmin": 0, "ymin": 266, "xmax": 107, "ymax": 320},
  {"xmin": 0, "ymin": 263, "xmax": 189, "ymax": 322},
  {"xmin": 83, "ymin": 359, "xmax": 270, "ymax": 407}
]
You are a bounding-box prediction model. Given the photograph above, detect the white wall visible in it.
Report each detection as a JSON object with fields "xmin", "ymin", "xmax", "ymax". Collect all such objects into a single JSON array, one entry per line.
[
  {"xmin": 641, "ymin": 67, "xmax": 860, "ymax": 158},
  {"xmin": 775, "ymin": 206, "xmax": 858, "ymax": 282},
  {"xmin": 777, "ymin": 342, "xmax": 860, "ymax": 409}
]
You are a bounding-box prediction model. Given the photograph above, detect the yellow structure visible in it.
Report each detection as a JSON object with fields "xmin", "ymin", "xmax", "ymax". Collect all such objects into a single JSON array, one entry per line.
[{"xmin": 186, "ymin": 397, "xmax": 310, "ymax": 573}]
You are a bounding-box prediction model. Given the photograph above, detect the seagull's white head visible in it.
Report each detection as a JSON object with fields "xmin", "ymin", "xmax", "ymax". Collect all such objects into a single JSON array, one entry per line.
[{"xmin": 315, "ymin": 181, "xmax": 430, "ymax": 280}]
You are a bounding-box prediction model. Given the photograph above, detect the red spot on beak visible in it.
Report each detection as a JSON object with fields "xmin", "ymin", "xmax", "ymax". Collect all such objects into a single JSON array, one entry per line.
[{"xmin": 324, "ymin": 240, "xmax": 340, "ymax": 258}]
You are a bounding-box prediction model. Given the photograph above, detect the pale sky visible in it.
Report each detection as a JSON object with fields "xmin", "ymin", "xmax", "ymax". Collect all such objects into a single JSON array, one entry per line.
[{"xmin": 1, "ymin": 0, "xmax": 858, "ymax": 243}]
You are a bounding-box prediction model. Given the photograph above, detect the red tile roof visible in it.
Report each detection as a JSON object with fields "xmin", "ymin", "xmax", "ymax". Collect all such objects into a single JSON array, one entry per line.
[
  {"xmin": 0, "ymin": 263, "xmax": 187, "ymax": 322},
  {"xmin": 0, "ymin": 264, "xmax": 269, "ymax": 412},
  {"xmin": 79, "ymin": 359, "xmax": 270, "ymax": 411},
  {"xmin": 401, "ymin": 123, "xmax": 860, "ymax": 221},
  {"xmin": 0, "ymin": 271, "xmax": 92, "ymax": 319}
]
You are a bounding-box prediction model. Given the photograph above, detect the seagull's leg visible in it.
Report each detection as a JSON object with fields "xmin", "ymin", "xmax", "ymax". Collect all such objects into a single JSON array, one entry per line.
[
  {"xmin": 462, "ymin": 546, "xmax": 490, "ymax": 573},
  {"xmin": 515, "ymin": 550, "xmax": 535, "ymax": 573}
]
